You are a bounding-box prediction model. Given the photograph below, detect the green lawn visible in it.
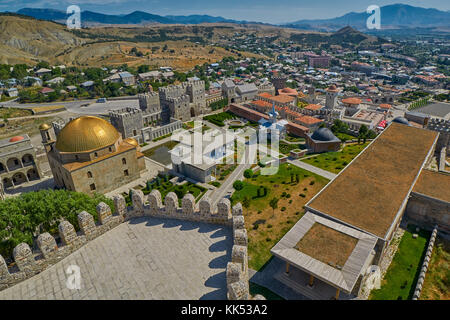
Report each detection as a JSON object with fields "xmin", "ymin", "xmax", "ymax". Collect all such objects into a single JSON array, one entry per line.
[
  {"xmin": 203, "ymin": 111, "xmax": 235, "ymax": 127},
  {"xmin": 334, "ymin": 132, "xmax": 356, "ymax": 142},
  {"xmin": 420, "ymin": 237, "xmax": 450, "ymax": 300},
  {"xmin": 284, "ymin": 134, "xmax": 305, "ymax": 143},
  {"xmin": 370, "ymin": 225, "xmax": 430, "ymax": 300},
  {"xmin": 249, "ymin": 282, "xmax": 284, "ymax": 300},
  {"xmin": 231, "ymin": 163, "xmax": 329, "ymax": 270},
  {"xmin": 301, "ymin": 142, "xmax": 369, "ymax": 173}
]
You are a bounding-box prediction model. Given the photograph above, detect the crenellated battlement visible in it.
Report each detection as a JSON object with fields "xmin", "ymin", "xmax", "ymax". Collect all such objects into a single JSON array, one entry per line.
[
  {"xmin": 109, "ymin": 107, "xmax": 143, "ymax": 119},
  {"xmin": 0, "ymin": 192, "xmax": 254, "ymax": 300}
]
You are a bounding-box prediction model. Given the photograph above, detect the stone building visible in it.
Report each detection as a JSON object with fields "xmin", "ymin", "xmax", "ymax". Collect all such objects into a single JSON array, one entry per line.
[
  {"xmin": 221, "ymin": 79, "xmax": 258, "ymax": 104},
  {"xmin": 0, "ymin": 134, "xmax": 42, "ymax": 190},
  {"xmin": 109, "ymin": 91, "xmax": 183, "ymax": 144},
  {"xmin": 159, "ymin": 80, "xmax": 207, "ymax": 121},
  {"xmin": 41, "ymin": 116, "xmax": 146, "ymax": 195},
  {"xmin": 306, "ymin": 128, "xmax": 341, "ymax": 153},
  {"xmin": 271, "ymin": 122, "xmax": 445, "ymax": 300}
]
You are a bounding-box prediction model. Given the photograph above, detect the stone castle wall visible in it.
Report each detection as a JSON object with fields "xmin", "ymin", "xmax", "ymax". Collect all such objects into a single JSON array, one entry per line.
[
  {"xmin": 0, "ymin": 192, "xmax": 252, "ymax": 299},
  {"xmin": 405, "ymin": 192, "xmax": 450, "ymax": 235}
]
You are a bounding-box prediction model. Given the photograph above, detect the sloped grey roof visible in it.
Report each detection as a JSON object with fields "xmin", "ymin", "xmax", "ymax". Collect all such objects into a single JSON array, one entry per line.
[{"xmin": 236, "ymin": 83, "xmax": 258, "ymax": 94}]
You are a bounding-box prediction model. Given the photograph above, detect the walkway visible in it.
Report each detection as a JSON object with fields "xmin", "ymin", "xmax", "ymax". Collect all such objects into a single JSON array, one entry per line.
[
  {"xmin": 287, "ymin": 159, "xmax": 337, "ymax": 181},
  {"xmin": 0, "ymin": 217, "xmax": 232, "ymax": 300}
]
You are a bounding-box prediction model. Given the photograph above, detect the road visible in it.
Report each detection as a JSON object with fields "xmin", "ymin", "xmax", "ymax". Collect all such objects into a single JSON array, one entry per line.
[{"xmin": 3, "ymin": 96, "xmax": 140, "ymax": 116}]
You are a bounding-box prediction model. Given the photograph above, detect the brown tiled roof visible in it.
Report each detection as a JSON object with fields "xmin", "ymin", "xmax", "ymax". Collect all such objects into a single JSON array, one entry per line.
[
  {"xmin": 307, "ymin": 123, "xmax": 438, "ymax": 239},
  {"xmin": 251, "ymin": 100, "xmax": 272, "ymax": 108},
  {"xmin": 270, "ymin": 95, "xmax": 295, "ymax": 104},
  {"xmin": 413, "ymin": 170, "xmax": 450, "ymax": 203},
  {"xmin": 305, "ymin": 104, "xmax": 323, "ymax": 111},
  {"xmin": 295, "ymin": 115, "xmax": 323, "ymax": 125},
  {"xmin": 342, "ymin": 97, "xmax": 362, "ymax": 105},
  {"xmin": 258, "ymin": 92, "xmax": 273, "ymax": 99}
]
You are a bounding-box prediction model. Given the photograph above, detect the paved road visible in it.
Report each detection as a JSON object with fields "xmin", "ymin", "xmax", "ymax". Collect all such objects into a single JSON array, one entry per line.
[
  {"xmin": 5, "ymin": 97, "xmax": 140, "ymax": 116},
  {"xmin": 210, "ymin": 163, "xmax": 251, "ymax": 207},
  {"xmin": 0, "ymin": 217, "xmax": 232, "ymax": 300}
]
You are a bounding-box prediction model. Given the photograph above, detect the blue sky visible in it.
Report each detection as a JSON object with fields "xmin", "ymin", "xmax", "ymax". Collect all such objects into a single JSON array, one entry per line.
[{"xmin": 0, "ymin": 0, "xmax": 449, "ymax": 24}]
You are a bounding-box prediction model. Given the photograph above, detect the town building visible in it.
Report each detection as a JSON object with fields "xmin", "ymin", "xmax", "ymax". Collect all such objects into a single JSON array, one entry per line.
[{"xmin": 0, "ymin": 135, "xmax": 42, "ymax": 190}]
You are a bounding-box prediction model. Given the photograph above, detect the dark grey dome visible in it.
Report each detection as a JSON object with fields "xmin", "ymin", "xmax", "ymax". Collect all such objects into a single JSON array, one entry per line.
[
  {"xmin": 310, "ymin": 128, "xmax": 338, "ymax": 141},
  {"xmin": 392, "ymin": 117, "xmax": 410, "ymax": 125}
]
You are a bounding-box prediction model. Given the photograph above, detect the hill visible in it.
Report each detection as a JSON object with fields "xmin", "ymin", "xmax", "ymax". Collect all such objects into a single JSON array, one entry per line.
[
  {"xmin": 286, "ymin": 4, "xmax": 450, "ymax": 31},
  {"xmin": 16, "ymin": 8, "xmax": 249, "ymax": 26},
  {"xmin": 289, "ymin": 26, "xmax": 384, "ymax": 48},
  {"xmin": 0, "ymin": 14, "xmax": 269, "ymax": 70},
  {"xmin": 0, "ymin": 14, "xmax": 84, "ymax": 65}
]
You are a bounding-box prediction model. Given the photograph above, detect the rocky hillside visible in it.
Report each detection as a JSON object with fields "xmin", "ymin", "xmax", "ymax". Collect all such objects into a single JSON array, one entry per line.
[{"xmin": 0, "ymin": 14, "xmax": 85, "ymax": 64}]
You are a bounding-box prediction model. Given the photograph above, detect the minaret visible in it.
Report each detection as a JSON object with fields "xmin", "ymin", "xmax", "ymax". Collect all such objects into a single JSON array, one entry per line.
[
  {"xmin": 325, "ymin": 84, "xmax": 340, "ymax": 110},
  {"xmin": 39, "ymin": 123, "xmax": 56, "ymax": 153}
]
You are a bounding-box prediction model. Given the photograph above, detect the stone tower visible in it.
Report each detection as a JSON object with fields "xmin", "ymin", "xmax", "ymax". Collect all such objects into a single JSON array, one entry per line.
[
  {"xmin": 186, "ymin": 80, "xmax": 207, "ymax": 116},
  {"xmin": 271, "ymin": 76, "xmax": 287, "ymax": 95},
  {"xmin": 325, "ymin": 85, "xmax": 340, "ymax": 110},
  {"xmin": 109, "ymin": 108, "xmax": 144, "ymax": 139},
  {"xmin": 138, "ymin": 92, "xmax": 161, "ymax": 113},
  {"xmin": 39, "ymin": 123, "xmax": 56, "ymax": 153}
]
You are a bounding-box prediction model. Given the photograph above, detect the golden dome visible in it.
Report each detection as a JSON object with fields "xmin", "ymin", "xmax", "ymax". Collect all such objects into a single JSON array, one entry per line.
[
  {"xmin": 39, "ymin": 123, "xmax": 51, "ymax": 130},
  {"xmin": 55, "ymin": 116, "xmax": 120, "ymax": 153},
  {"xmin": 124, "ymin": 138, "xmax": 140, "ymax": 151},
  {"xmin": 124, "ymin": 138, "xmax": 138, "ymax": 147}
]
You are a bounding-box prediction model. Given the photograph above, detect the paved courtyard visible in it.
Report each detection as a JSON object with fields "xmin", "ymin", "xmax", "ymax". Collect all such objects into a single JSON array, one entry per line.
[{"xmin": 0, "ymin": 217, "xmax": 232, "ymax": 300}]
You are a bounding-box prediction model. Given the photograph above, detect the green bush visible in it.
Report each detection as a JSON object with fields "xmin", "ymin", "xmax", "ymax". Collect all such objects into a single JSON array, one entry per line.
[
  {"xmin": 244, "ymin": 169, "xmax": 253, "ymax": 179},
  {"xmin": 233, "ymin": 180, "xmax": 244, "ymax": 191}
]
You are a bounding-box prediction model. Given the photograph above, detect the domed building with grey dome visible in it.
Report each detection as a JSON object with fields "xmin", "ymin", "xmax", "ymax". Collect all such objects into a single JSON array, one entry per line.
[
  {"xmin": 392, "ymin": 117, "xmax": 410, "ymax": 126},
  {"xmin": 306, "ymin": 127, "xmax": 341, "ymax": 153},
  {"xmin": 40, "ymin": 116, "xmax": 146, "ymax": 194}
]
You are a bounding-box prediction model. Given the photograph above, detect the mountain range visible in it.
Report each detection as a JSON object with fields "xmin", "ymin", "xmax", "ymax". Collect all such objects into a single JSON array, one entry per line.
[
  {"xmin": 285, "ymin": 4, "xmax": 450, "ymax": 31},
  {"xmin": 6, "ymin": 4, "xmax": 450, "ymax": 32},
  {"xmin": 15, "ymin": 8, "xmax": 253, "ymax": 26}
]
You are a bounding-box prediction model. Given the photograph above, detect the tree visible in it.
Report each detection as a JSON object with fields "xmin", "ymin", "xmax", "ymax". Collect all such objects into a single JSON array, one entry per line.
[
  {"xmin": 242, "ymin": 196, "xmax": 251, "ymax": 213},
  {"xmin": 244, "ymin": 169, "xmax": 253, "ymax": 179},
  {"xmin": 233, "ymin": 180, "xmax": 244, "ymax": 191},
  {"xmin": 358, "ymin": 125, "xmax": 369, "ymax": 144},
  {"xmin": 269, "ymin": 197, "xmax": 279, "ymax": 215}
]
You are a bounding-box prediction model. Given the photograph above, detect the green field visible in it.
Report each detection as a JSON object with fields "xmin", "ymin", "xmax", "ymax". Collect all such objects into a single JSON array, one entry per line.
[
  {"xmin": 231, "ymin": 163, "xmax": 329, "ymax": 270},
  {"xmin": 301, "ymin": 142, "xmax": 369, "ymax": 173},
  {"xmin": 370, "ymin": 225, "xmax": 430, "ymax": 300}
]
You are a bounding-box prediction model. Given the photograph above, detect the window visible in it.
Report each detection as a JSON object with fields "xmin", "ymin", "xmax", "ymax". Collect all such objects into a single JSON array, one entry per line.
[
  {"xmin": 94, "ymin": 152, "xmax": 98, "ymax": 158},
  {"xmin": 133, "ymin": 130, "xmax": 137, "ymax": 136},
  {"xmin": 124, "ymin": 169, "xmax": 129, "ymax": 176},
  {"xmin": 90, "ymin": 183, "xmax": 96, "ymax": 191},
  {"xmin": 109, "ymin": 147, "xmax": 113, "ymax": 152},
  {"xmin": 87, "ymin": 171, "xmax": 93, "ymax": 178},
  {"xmin": 122, "ymin": 158, "xmax": 127, "ymax": 165},
  {"xmin": 75, "ymin": 155, "xmax": 79, "ymax": 161}
]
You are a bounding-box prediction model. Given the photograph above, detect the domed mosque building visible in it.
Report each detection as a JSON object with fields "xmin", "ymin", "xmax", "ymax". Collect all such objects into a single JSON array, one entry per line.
[
  {"xmin": 40, "ymin": 116, "xmax": 146, "ymax": 194},
  {"xmin": 306, "ymin": 127, "xmax": 342, "ymax": 153}
]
